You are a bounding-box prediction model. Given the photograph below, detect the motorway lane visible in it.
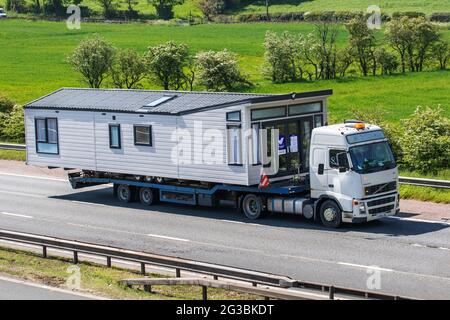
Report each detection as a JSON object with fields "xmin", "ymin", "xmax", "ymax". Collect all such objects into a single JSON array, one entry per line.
[
  {"xmin": 0, "ymin": 277, "xmax": 94, "ymax": 300},
  {"xmin": 0, "ymin": 173, "xmax": 450, "ymax": 299}
]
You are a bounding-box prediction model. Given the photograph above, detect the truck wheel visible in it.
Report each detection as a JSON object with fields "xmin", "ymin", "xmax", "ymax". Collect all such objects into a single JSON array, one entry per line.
[
  {"xmin": 319, "ymin": 200, "xmax": 342, "ymax": 228},
  {"xmin": 242, "ymin": 194, "xmax": 264, "ymax": 220},
  {"xmin": 139, "ymin": 188, "xmax": 156, "ymax": 206},
  {"xmin": 117, "ymin": 184, "xmax": 133, "ymax": 203}
]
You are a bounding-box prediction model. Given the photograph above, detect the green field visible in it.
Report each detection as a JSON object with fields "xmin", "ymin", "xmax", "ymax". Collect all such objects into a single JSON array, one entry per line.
[{"xmin": 0, "ymin": 19, "xmax": 449, "ymax": 124}]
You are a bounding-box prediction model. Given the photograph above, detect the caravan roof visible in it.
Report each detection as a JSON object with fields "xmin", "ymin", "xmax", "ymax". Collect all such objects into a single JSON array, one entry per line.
[{"xmin": 24, "ymin": 88, "xmax": 333, "ymax": 115}]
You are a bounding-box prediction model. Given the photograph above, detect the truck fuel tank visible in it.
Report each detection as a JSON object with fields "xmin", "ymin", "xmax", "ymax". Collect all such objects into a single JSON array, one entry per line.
[{"xmin": 267, "ymin": 197, "xmax": 314, "ymax": 219}]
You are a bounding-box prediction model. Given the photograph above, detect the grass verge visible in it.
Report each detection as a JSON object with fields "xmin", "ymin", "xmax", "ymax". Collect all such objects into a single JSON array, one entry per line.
[
  {"xmin": 0, "ymin": 246, "xmax": 259, "ymax": 300},
  {"xmin": 0, "ymin": 149, "xmax": 26, "ymax": 161}
]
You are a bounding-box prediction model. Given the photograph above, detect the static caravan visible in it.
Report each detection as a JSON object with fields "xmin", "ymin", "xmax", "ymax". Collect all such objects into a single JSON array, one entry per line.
[{"xmin": 24, "ymin": 88, "xmax": 331, "ymax": 186}]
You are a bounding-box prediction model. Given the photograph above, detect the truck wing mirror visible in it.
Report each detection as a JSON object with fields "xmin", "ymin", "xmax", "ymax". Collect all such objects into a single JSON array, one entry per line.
[
  {"xmin": 318, "ymin": 164, "xmax": 324, "ymax": 175},
  {"xmin": 337, "ymin": 152, "xmax": 349, "ymax": 173}
]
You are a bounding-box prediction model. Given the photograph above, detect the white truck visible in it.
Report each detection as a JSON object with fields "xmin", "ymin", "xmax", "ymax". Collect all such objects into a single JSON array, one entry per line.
[
  {"xmin": 68, "ymin": 120, "xmax": 399, "ymax": 228},
  {"xmin": 0, "ymin": 8, "xmax": 7, "ymax": 18}
]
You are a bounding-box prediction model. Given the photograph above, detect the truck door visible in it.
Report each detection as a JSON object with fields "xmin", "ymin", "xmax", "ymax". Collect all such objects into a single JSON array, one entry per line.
[{"xmin": 327, "ymin": 149, "xmax": 347, "ymax": 192}]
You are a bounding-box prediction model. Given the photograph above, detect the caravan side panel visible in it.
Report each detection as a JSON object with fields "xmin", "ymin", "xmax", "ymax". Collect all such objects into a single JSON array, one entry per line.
[
  {"xmin": 176, "ymin": 105, "xmax": 249, "ymax": 185},
  {"xmin": 25, "ymin": 109, "xmax": 96, "ymax": 169},
  {"xmin": 93, "ymin": 112, "xmax": 179, "ymax": 178}
]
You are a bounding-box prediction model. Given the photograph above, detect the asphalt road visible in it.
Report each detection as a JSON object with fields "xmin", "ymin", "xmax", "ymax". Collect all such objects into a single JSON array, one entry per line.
[
  {"xmin": 0, "ymin": 277, "xmax": 94, "ymax": 300},
  {"xmin": 0, "ymin": 172, "xmax": 449, "ymax": 299}
]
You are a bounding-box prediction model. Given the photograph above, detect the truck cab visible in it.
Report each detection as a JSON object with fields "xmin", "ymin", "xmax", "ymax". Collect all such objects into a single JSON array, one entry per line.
[
  {"xmin": 0, "ymin": 8, "xmax": 6, "ymax": 18},
  {"xmin": 309, "ymin": 121, "xmax": 399, "ymax": 227}
]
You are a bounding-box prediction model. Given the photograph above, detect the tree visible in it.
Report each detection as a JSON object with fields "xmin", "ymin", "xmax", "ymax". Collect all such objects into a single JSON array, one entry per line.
[
  {"xmin": 346, "ymin": 17, "xmax": 376, "ymax": 76},
  {"xmin": 263, "ymin": 31, "xmax": 301, "ymax": 83},
  {"xmin": 375, "ymin": 48, "xmax": 398, "ymax": 75},
  {"xmin": 148, "ymin": 0, "xmax": 184, "ymax": 20},
  {"xmin": 111, "ymin": 49, "xmax": 147, "ymax": 89},
  {"xmin": 145, "ymin": 41, "xmax": 190, "ymax": 90},
  {"xmin": 197, "ymin": 0, "xmax": 224, "ymax": 21},
  {"xmin": 96, "ymin": 0, "xmax": 118, "ymax": 18},
  {"xmin": 315, "ymin": 22, "xmax": 339, "ymax": 79},
  {"xmin": 336, "ymin": 46, "xmax": 354, "ymax": 78},
  {"xmin": 385, "ymin": 17, "xmax": 411, "ymax": 73},
  {"xmin": 400, "ymin": 106, "xmax": 449, "ymax": 173},
  {"xmin": 410, "ymin": 17, "xmax": 440, "ymax": 71},
  {"xmin": 68, "ymin": 36, "xmax": 116, "ymax": 88},
  {"xmin": 195, "ymin": 49, "xmax": 251, "ymax": 91},
  {"xmin": 433, "ymin": 41, "xmax": 449, "ymax": 70}
]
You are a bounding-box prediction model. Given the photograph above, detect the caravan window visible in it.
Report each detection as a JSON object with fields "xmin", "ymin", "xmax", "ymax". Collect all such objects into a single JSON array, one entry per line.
[
  {"xmin": 227, "ymin": 125, "xmax": 242, "ymax": 165},
  {"xmin": 109, "ymin": 124, "xmax": 121, "ymax": 149},
  {"xmin": 134, "ymin": 125, "xmax": 152, "ymax": 146},
  {"xmin": 35, "ymin": 118, "xmax": 58, "ymax": 154}
]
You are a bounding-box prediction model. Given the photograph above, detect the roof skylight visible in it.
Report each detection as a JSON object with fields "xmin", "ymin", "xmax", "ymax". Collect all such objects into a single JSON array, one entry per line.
[{"xmin": 143, "ymin": 95, "xmax": 177, "ymax": 108}]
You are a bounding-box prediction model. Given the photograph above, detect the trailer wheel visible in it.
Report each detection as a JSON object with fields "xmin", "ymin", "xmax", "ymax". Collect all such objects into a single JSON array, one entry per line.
[
  {"xmin": 319, "ymin": 200, "xmax": 342, "ymax": 228},
  {"xmin": 139, "ymin": 188, "xmax": 156, "ymax": 206},
  {"xmin": 242, "ymin": 194, "xmax": 264, "ymax": 220},
  {"xmin": 116, "ymin": 184, "xmax": 133, "ymax": 203}
]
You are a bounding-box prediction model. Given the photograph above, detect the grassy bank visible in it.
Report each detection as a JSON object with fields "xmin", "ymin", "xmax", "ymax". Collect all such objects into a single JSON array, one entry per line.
[
  {"xmin": 0, "ymin": 246, "xmax": 259, "ymax": 300},
  {"xmin": 0, "ymin": 19, "xmax": 448, "ymax": 123}
]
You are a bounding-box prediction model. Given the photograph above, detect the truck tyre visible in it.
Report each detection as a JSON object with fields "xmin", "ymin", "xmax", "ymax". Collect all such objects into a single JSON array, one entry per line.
[
  {"xmin": 139, "ymin": 187, "xmax": 156, "ymax": 206},
  {"xmin": 117, "ymin": 184, "xmax": 133, "ymax": 203},
  {"xmin": 319, "ymin": 200, "xmax": 342, "ymax": 228},
  {"xmin": 242, "ymin": 194, "xmax": 264, "ymax": 220}
]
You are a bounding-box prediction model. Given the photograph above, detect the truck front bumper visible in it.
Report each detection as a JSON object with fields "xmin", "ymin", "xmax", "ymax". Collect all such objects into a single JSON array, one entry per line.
[{"xmin": 342, "ymin": 192, "xmax": 400, "ymax": 223}]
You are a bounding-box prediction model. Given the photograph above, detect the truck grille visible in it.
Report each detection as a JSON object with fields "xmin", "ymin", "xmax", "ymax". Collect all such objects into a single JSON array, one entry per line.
[
  {"xmin": 369, "ymin": 205, "xmax": 395, "ymax": 215},
  {"xmin": 365, "ymin": 181, "xmax": 396, "ymax": 196},
  {"xmin": 367, "ymin": 196, "xmax": 395, "ymax": 207}
]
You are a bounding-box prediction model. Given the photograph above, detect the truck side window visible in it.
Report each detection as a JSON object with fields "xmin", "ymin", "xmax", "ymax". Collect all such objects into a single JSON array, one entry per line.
[{"xmin": 329, "ymin": 149, "xmax": 344, "ymax": 168}]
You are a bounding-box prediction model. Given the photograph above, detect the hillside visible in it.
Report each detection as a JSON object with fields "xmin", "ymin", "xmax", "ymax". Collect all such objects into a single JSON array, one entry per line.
[{"xmin": 1, "ymin": 0, "xmax": 448, "ymax": 19}]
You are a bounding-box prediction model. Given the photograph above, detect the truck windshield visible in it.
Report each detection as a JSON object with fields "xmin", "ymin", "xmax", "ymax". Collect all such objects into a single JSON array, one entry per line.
[{"xmin": 349, "ymin": 141, "xmax": 396, "ymax": 174}]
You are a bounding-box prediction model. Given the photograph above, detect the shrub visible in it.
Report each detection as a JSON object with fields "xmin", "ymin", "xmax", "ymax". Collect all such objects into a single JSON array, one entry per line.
[
  {"xmin": 432, "ymin": 41, "xmax": 449, "ymax": 70},
  {"xmin": 149, "ymin": 0, "xmax": 184, "ymax": 20},
  {"xmin": 392, "ymin": 11, "xmax": 426, "ymax": 19},
  {"xmin": 0, "ymin": 96, "xmax": 14, "ymax": 114},
  {"xmin": 195, "ymin": 49, "xmax": 251, "ymax": 91},
  {"xmin": 430, "ymin": 12, "xmax": 450, "ymax": 23},
  {"xmin": 400, "ymin": 106, "xmax": 450, "ymax": 173},
  {"xmin": 1, "ymin": 104, "xmax": 24, "ymax": 143}
]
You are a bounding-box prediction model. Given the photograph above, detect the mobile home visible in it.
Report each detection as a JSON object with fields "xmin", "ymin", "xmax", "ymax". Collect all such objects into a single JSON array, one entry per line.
[{"xmin": 25, "ymin": 88, "xmax": 331, "ymax": 186}]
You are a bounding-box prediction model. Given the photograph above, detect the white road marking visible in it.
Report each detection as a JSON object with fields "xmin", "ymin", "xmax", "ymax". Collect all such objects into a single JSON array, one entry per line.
[
  {"xmin": 439, "ymin": 247, "xmax": 450, "ymax": 251},
  {"xmin": 147, "ymin": 233, "xmax": 190, "ymax": 242},
  {"xmin": 337, "ymin": 262, "xmax": 394, "ymax": 272},
  {"xmin": 0, "ymin": 172, "xmax": 67, "ymax": 182},
  {"xmin": 219, "ymin": 219, "xmax": 262, "ymax": 227},
  {"xmin": 70, "ymin": 200, "xmax": 108, "ymax": 207},
  {"xmin": 0, "ymin": 190, "xmax": 46, "ymax": 198},
  {"xmin": 387, "ymin": 216, "xmax": 450, "ymax": 226},
  {"xmin": 0, "ymin": 212, "xmax": 33, "ymax": 219}
]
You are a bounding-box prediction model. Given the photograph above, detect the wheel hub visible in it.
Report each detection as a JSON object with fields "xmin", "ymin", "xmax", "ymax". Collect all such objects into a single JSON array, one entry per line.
[{"xmin": 323, "ymin": 207, "xmax": 336, "ymax": 222}]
